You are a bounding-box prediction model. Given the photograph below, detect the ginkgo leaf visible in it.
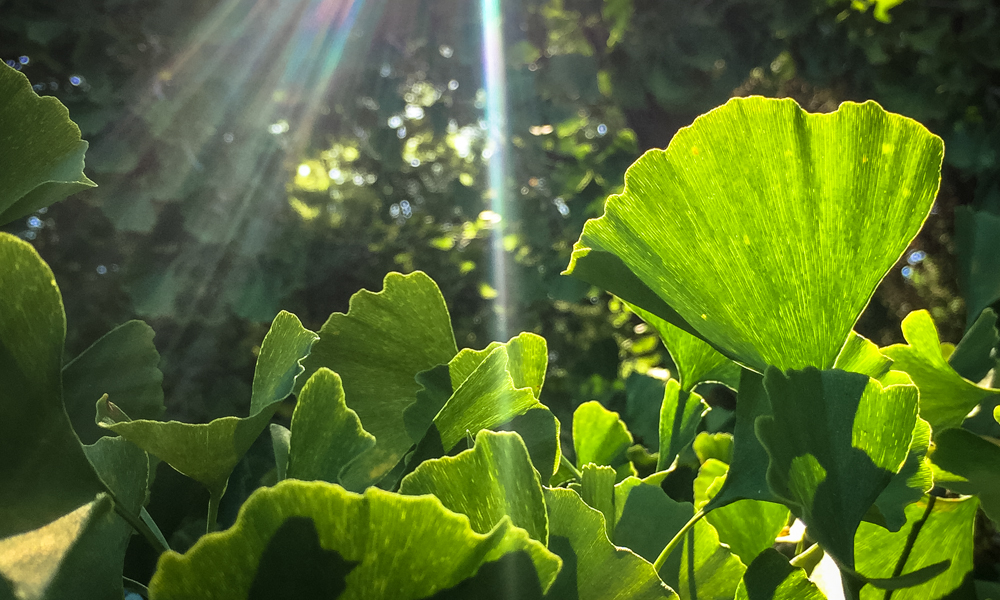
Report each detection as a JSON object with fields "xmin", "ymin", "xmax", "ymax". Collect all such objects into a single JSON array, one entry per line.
[
  {"xmin": 97, "ymin": 311, "xmax": 317, "ymax": 516},
  {"xmin": 882, "ymin": 310, "xmax": 1000, "ymax": 432},
  {"xmin": 565, "ymin": 97, "xmax": 942, "ymax": 372},
  {"xmin": 0, "ymin": 233, "xmax": 107, "ymax": 539},
  {"xmin": 296, "ymin": 272, "xmax": 458, "ymax": 489},
  {"xmin": 657, "ymin": 379, "xmax": 709, "ymax": 471},
  {"xmin": 149, "ymin": 480, "xmax": 562, "ymax": 600},
  {"xmin": 0, "ymin": 64, "xmax": 96, "ymax": 225},
  {"xmin": 574, "ymin": 401, "xmax": 633, "ymax": 469},
  {"xmin": 399, "ymin": 430, "xmax": 547, "ymax": 544}
]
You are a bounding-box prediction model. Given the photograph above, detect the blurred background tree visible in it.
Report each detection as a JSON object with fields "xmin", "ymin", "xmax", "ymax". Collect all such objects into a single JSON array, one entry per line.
[{"xmin": 2, "ymin": 0, "xmax": 999, "ymax": 580}]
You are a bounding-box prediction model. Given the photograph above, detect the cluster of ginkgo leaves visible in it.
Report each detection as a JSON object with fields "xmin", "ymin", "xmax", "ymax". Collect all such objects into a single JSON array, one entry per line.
[{"xmin": 1, "ymin": 61, "xmax": 999, "ymax": 600}]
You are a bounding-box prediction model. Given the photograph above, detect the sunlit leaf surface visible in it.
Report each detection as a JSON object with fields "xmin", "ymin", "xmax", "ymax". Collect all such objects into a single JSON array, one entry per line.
[
  {"xmin": 286, "ymin": 368, "xmax": 375, "ymax": 489},
  {"xmin": 399, "ymin": 430, "xmax": 547, "ymax": 543},
  {"xmin": 882, "ymin": 310, "xmax": 1000, "ymax": 432},
  {"xmin": 0, "ymin": 64, "xmax": 96, "ymax": 225},
  {"xmin": 566, "ymin": 97, "xmax": 943, "ymax": 372},
  {"xmin": 149, "ymin": 480, "xmax": 561, "ymax": 600},
  {"xmin": 297, "ymin": 272, "xmax": 458, "ymax": 487},
  {"xmin": 544, "ymin": 487, "xmax": 676, "ymax": 600},
  {"xmin": 855, "ymin": 495, "xmax": 978, "ymax": 600},
  {"xmin": 657, "ymin": 379, "xmax": 708, "ymax": 470},
  {"xmin": 573, "ymin": 400, "xmax": 633, "ymax": 468}
]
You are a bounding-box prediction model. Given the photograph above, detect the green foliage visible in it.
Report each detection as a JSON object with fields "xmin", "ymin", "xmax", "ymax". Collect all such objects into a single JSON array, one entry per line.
[{"xmin": 4, "ymin": 71, "xmax": 1000, "ymax": 600}]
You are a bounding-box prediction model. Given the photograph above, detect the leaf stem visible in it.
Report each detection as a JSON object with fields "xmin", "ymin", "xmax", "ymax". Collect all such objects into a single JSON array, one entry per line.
[
  {"xmin": 207, "ymin": 493, "xmax": 222, "ymax": 534},
  {"xmin": 653, "ymin": 507, "xmax": 706, "ymax": 573},
  {"xmin": 105, "ymin": 488, "xmax": 170, "ymax": 554},
  {"xmin": 883, "ymin": 495, "xmax": 936, "ymax": 600},
  {"xmin": 560, "ymin": 454, "xmax": 583, "ymax": 482}
]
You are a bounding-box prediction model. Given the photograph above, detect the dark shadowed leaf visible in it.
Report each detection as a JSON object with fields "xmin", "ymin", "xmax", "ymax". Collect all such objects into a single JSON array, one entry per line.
[
  {"xmin": 424, "ymin": 551, "xmax": 545, "ymax": 600},
  {"xmin": 657, "ymin": 379, "xmax": 709, "ymax": 470},
  {"xmin": 399, "ymin": 430, "xmax": 548, "ymax": 543},
  {"xmin": 149, "ymin": 480, "xmax": 561, "ymax": 600},
  {"xmin": 0, "ymin": 233, "xmax": 106, "ymax": 539},
  {"xmin": 286, "ymin": 368, "xmax": 375, "ymax": 489},
  {"xmin": 269, "ymin": 424, "xmax": 290, "ymax": 481},
  {"xmin": 0, "ymin": 64, "xmax": 96, "ymax": 225},
  {"xmin": 866, "ymin": 417, "xmax": 933, "ymax": 532},
  {"xmin": 62, "ymin": 320, "xmax": 164, "ymax": 444},
  {"xmin": 247, "ymin": 516, "xmax": 357, "ymax": 600},
  {"xmin": 295, "ymin": 272, "xmax": 458, "ymax": 488},
  {"xmin": 882, "ymin": 310, "xmax": 1000, "ymax": 432},
  {"xmin": 947, "ymin": 308, "xmax": 998, "ymax": 383},
  {"xmin": 929, "ymin": 427, "xmax": 1000, "ymax": 524},
  {"xmin": 97, "ymin": 311, "xmax": 317, "ymax": 503},
  {"xmin": 735, "ymin": 549, "xmax": 826, "ymax": 600},
  {"xmin": 955, "ymin": 207, "xmax": 1000, "ymax": 328},
  {"xmin": 566, "ymin": 97, "xmax": 942, "ymax": 372},
  {"xmin": 756, "ymin": 368, "xmax": 917, "ymax": 569}
]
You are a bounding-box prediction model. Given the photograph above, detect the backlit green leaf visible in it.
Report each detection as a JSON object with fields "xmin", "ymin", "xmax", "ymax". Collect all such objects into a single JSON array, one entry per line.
[
  {"xmin": 756, "ymin": 368, "xmax": 917, "ymax": 569},
  {"xmin": 97, "ymin": 311, "xmax": 317, "ymax": 502},
  {"xmin": 565, "ymin": 97, "xmax": 942, "ymax": 372},
  {"xmin": 296, "ymin": 272, "xmax": 458, "ymax": 488},
  {"xmin": 399, "ymin": 430, "xmax": 547, "ymax": 544},
  {"xmin": 574, "ymin": 401, "xmax": 633, "ymax": 468},
  {"xmin": 693, "ymin": 432, "xmax": 733, "ymax": 465},
  {"xmin": 629, "ymin": 303, "xmax": 739, "ymax": 391},
  {"xmin": 269, "ymin": 424, "xmax": 290, "ymax": 481},
  {"xmin": 834, "ymin": 332, "xmax": 893, "ymax": 379},
  {"xmin": 543, "ymin": 487, "xmax": 676, "ymax": 600},
  {"xmin": 735, "ymin": 549, "xmax": 827, "ymax": 600},
  {"xmin": 286, "ymin": 368, "xmax": 375, "ymax": 489},
  {"xmin": 929, "ymin": 427, "xmax": 1000, "ymax": 524},
  {"xmin": 0, "ymin": 233, "xmax": 106, "ymax": 538},
  {"xmin": 657, "ymin": 379, "xmax": 709, "ymax": 470},
  {"xmin": 882, "ymin": 310, "xmax": 1000, "ymax": 432},
  {"xmin": 694, "ymin": 460, "xmax": 789, "ymax": 566},
  {"xmin": 574, "ymin": 464, "xmax": 618, "ymax": 537},
  {"xmin": 149, "ymin": 480, "xmax": 561, "ymax": 600},
  {"xmin": 62, "ymin": 320, "xmax": 164, "ymax": 444},
  {"xmin": 855, "ymin": 495, "xmax": 978, "ymax": 600},
  {"xmin": 0, "ymin": 64, "xmax": 96, "ymax": 225},
  {"xmin": 866, "ymin": 417, "xmax": 933, "ymax": 532}
]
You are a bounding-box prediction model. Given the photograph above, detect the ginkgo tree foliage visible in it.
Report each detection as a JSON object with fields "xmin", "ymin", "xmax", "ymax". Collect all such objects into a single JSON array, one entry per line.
[{"xmin": 1, "ymin": 61, "xmax": 998, "ymax": 600}]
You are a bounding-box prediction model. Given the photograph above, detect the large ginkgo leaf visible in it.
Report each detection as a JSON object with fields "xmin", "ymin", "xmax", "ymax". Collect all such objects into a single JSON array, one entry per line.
[
  {"xmin": 295, "ymin": 272, "xmax": 458, "ymax": 488},
  {"xmin": 0, "ymin": 233, "xmax": 106, "ymax": 539},
  {"xmin": 565, "ymin": 97, "xmax": 943, "ymax": 372},
  {"xmin": 148, "ymin": 480, "xmax": 561, "ymax": 600},
  {"xmin": 0, "ymin": 64, "xmax": 96, "ymax": 225}
]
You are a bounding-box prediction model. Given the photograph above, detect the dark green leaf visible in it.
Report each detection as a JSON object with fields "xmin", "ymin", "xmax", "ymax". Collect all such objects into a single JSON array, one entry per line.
[
  {"xmin": 269, "ymin": 424, "xmax": 290, "ymax": 481},
  {"xmin": 62, "ymin": 320, "xmax": 164, "ymax": 444},
  {"xmin": 544, "ymin": 487, "xmax": 676, "ymax": 600},
  {"xmin": 296, "ymin": 272, "xmax": 458, "ymax": 488},
  {"xmin": 399, "ymin": 430, "xmax": 548, "ymax": 544},
  {"xmin": 929, "ymin": 427, "xmax": 1000, "ymax": 524},
  {"xmin": 286, "ymin": 368, "xmax": 375, "ymax": 489},
  {"xmin": 0, "ymin": 233, "xmax": 106, "ymax": 538},
  {"xmin": 955, "ymin": 207, "xmax": 1000, "ymax": 328},
  {"xmin": 149, "ymin": 480, "xmax": 561, "ymax": 600},
  {"xmin": 866, "ymin": 417, "xmax": 933, "ymax": 532},
  {"xmin": 97, "ymin": 311, "xmax": 317, "ymax": 500},
  {"xmin": 625, "ymin": 373, "xmax": 666, "ymax": 447},
  {"xmin": 657, "ymin": 379, "xmax": 709, "ymax": 470},
  {"xmin": 566, "ymin": 97, "xmax": 942, "ymax": 372},
  {"xmin": 882, "ymin": 310, "xmax": 999, "ymax": 432},
  {"xmin": 948, "ymin": 308, "xmax": 998, "ymax": 383},
  {"xmin": 756, "ymin": 368, "xmax": 917, "ymax": 569},
  {"xmin": 855, "ymin": 495, "xmax": 978, "ymax": 599},
  {"xmin": 736, "ymin": 549, "xmax": 827, "ymax": 600},
  {"xmin": 424, "ymin": 551, "xmax": 545, "ymax": 600},
  {"xmin": 0, "ymin": 64, "xmax": 96, "ymax": 225}
]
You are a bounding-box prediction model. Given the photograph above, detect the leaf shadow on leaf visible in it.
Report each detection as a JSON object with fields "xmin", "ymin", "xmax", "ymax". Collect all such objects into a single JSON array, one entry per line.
[
  {"xmin": 248, "ymin": 516, "xmax": 358, "ymax": 600},
  {"xmin": 424, "ymin": 551, "xmax": 545, "ymax": 600}
]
